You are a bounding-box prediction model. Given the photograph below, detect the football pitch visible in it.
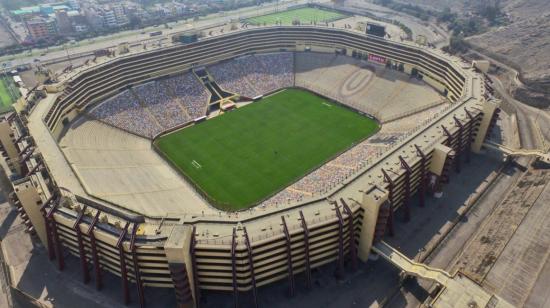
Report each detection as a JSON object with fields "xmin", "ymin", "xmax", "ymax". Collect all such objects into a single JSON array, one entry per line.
[
  {"xmin": 155, "ymin": 89, "xmax": 378, "ymax": 210},
  {"xmin": 0, "ymin": 77, "xmax": 19, "ymax": 112},
  {"xmin": 246, "ymin": 7, "xmax": 348, "ymax": 25}
]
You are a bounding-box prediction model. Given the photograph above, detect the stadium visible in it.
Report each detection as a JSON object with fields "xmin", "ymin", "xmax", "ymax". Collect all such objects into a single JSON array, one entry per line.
[{"xmin": 0, "ymin": 25, "xmax": 498, "ymax": 307}]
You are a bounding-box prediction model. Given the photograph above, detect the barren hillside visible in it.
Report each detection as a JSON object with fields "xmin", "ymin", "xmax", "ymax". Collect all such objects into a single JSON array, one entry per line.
[
  {"xmin": 466, "ymin": 0, "xmax": 550, "ymax": 106},
  {"xmin": 389, "ymin": 0, "xmax": 550, "ymax": 107}
]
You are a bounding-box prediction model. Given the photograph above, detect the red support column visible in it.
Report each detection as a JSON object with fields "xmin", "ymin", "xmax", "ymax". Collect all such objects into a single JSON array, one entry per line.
[
  {"xmin": 189, "ymin": 226, "xmax": 201, "ymax": 307},
  {"xmin": 14, "ymin": 134, "xmax": 25, "ymax": 144},
  {"xmin": 399, "ymin": 156, "xmax": 412, "ymax": 222},
  {"xmin": 299, "ymin": 211, "xmax": 312, "ymax": 289},
  {"xmin": 381, "ymin": 169, "xmax": 395, "ymax": 236},
  {"xmin": 442, "ymin": 124, "xmax": 460, "ymax": 173},
  {"xmin": 46, "ymin": 203, "xmax": 64, "ymax": 271},
  {"xmin": 19, "ymin": 148, "xmax": 34, "ymax": 164},
  {"xmin": 243, "ymin": 227, "xmax": 258, "ymax": 308},
  {"xmin": 25, "ymin": 160, "xmax": 42, "ymax": 177},
  {"xmin": 43, "ymin": 215, "xmax": 55, "ymax": 260},
  {"xmin": 464, "ymin": 108, "xmax": 475, "ymax": 163},
  {"xmin": 231, "ymin": 228, "xmax": 239, "ymax": 308},
  {"xmin": 414, "ymin": 145, "xmax": 427, "ymax": 207},
  {"xmin": 73, "ymin": 206, "xmax": 90, "ymax": 284},
  {"xmin": 484, "ymin": 108, "xmax": 501, "ymax": 141},
  {"xmin": 340, "ymin": 199, "xmax": 357, "ymax": 270},
  {"xmin": 454, "ymin": 116, "xmax": 464, "ymax": 173},
  {"xmin": 281, "ymin": 216, "xmax": 295, "ymax": 297},
  {"xmin": 130, "ymin": 224, "xmax": 145, "ymax": 308},
  {"xmin": 116, "ymin": 222, "xmax": 130, "ymax": 305},
  {"xmin": 440, "ymin": 151, "xmax": 454, "ymax": 185},
  {"xmin": 86, "ymin": 211, "xmax": 102, "ymax": 290},
  {"xmin": 39, "ymin": 196, "xmax": 56, "ymax": 261},
  {"xmin": 18, "ymin": 143, "xmax": 33, "ymax": 157},
  {"xmin": 333, "ymin": 202, "xmax": 345, "ymax": 278}
]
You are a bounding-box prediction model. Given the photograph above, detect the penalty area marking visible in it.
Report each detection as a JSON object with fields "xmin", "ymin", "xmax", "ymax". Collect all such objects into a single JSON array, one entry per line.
[{"xmin": 191, "ymin": 160, "xmax": 202, "ymax": 169}]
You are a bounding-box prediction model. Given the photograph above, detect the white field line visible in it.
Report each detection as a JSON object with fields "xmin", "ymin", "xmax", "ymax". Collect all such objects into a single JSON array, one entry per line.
[{"xmin": 191, "ymin": 160, "xmax": 202, "ymax": 169}]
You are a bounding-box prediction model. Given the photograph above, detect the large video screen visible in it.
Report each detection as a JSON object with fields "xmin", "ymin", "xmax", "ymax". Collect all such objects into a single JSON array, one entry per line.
[{"xmin": 366, "ymin": 23, "xmax": 386, "ymax": 37}]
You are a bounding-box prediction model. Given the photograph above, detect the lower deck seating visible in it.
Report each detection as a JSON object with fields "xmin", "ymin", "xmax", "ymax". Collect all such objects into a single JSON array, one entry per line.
[
  {"xmin": 89, "ymin": 71, "xmax": 210, "ymax": 138},
  {"xmin": 132, "ymin": 81, "xmax": 191, "ymax": 130},
  {"xmin": 208, "ymin": 53, "xmax": 294, "ymax": 98},
  {"xmin": 164, "ymin": 72, "xmax": 210, "ymax": 119},
  {"xmin": 89, "ymin": 90, "xmax": 162, "ymax": 138}
]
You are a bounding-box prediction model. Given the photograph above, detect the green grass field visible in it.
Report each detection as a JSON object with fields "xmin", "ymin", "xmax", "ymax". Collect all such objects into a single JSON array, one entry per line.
[
  {"xmin": 0, "ymin": 77, "xmax": 19, "ymax": 112},
  {"xmin": 156, "ymin": 89, "xmax": 378, "ymax": 210},
  {"xmin": 246, "ymin": 7, "xmax": 348, "ymax": 25}
]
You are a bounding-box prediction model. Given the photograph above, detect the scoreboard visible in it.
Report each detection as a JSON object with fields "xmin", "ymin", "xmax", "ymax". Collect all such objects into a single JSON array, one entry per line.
[
  {"xmin": 366, "ymin": 23, "xmax": 386, "ymax": 37},
  {"xmin": 172, "ymin": 33, "xmax": 199, "ymax": 44}
]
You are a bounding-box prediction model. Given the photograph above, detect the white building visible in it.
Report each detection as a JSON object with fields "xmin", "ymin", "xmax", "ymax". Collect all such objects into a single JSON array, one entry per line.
[
  {"xmin": 112, "ymin": 4, "xmax": 129, "ymax": 26},
  {"xmin": 103, "ymin": 10, "xmax": 118, "ymax": 28},
  {"xmin": 68, "ymin": 0, "xmax": 80, "ymax": 10}
]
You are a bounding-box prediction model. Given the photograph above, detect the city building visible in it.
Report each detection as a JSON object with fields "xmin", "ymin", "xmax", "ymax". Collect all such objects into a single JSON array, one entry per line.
[
  {"xmin": 112, "ymin": 4, "xmax": 129, "ymax": 26},
  {"xmin": 83, "ymin": 8, "xmax": 106, "ymax": 31},
  {"xmin": 55, "ymin": 10, "xmax": 74, "ymax": 34},
  {"xmin": 68, "ymin": 0, "xmax": 80, "ymax": 10},
  {"xmin": 103, "ymin": 10, "xmax": 118, "ymax": 28},
  {"xmin": 25, "ymin": 17, "xmax": 58, "ymax": 41}
]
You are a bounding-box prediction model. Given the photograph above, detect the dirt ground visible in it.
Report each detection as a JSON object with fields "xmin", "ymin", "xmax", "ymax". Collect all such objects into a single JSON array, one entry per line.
[{"xmin": 398, "ymin": 0, "xmax": 550, "ymax": 108}]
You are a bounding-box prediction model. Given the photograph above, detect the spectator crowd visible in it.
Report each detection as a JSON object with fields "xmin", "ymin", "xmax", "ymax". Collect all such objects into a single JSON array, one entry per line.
[
  {"xmin": 133, "ymin": 81, "xmax": 191, "ymax": 130},
  {"xmin": 89, "ymin": 72, "xmax": 209, "ymax": 138},
  {"xmin": 90, "ymin": 90, "xmax": 162, "ymax": 138},
  {"xmin": 209, "ymin": 53, "xmax": 294, "ymax": 98},
  {"xmin": 89, "ymin": 54, "xmax": 295, "ymax": 138},
  {"xmin": 262, "ymin": 140, "xmax": 385, "ymax": 207}
]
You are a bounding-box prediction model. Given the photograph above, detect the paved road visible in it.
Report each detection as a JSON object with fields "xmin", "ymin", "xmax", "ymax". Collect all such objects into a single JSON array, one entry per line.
[
  {"xmin": 382, "ymin": 43, "xmax": 548, "ymax": 308},
  {"xmin": 363, "ymin": 7, "xmax": 545, "ymax": 306},
  {"xmin": 467, "ymin": 48, "xmax": 550, "ymax": 149},
  {"xmin": 385, "ymin": 154, "xmax": 529, "ymax": 307}
]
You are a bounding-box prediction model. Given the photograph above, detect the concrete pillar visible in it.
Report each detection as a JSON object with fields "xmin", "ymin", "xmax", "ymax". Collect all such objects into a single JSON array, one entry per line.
[
  {"xmin": 429, "ymin": 144, "xmax": 454, "ymax": 196},
  {"xmin": 164, "ymin": 225, "xmax": 195, "ymax": 308},
  {"xmin": 429, "ymin": 144, "xmax": 453, "ymax": 177},
  {"xmin": 14, "ymin": 181, "xmax": 48, "ymax": 246},
  {"xmin": 357, "ymin": 186, "xmax": 389, "ymax": 262},
  {"xmin": 403, "ymin": 63, "xmax": 414, "ymax": 75},
  {"xmin": 472, "ymin": 99, "xmax": 501, "ymax": 153}
]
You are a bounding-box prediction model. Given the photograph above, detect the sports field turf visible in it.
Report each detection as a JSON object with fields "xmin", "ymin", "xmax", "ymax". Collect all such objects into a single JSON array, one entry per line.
[
  {"xmin": 0, "ymin": 77, "xmax": 19, "ymax": 111},
  {"xmin": 155, "ymin": 89, "xmax": 378, "ymax": 210},
  {"xmin": 246, "ymin": 7, "xmax": 347, "ymax": 25}
]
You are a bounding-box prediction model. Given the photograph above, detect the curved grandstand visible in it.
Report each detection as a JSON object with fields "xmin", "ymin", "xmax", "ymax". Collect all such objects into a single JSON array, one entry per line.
[{"xmin": 1, "ymin": 26, "xmax": 499, "ymax": 307}]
